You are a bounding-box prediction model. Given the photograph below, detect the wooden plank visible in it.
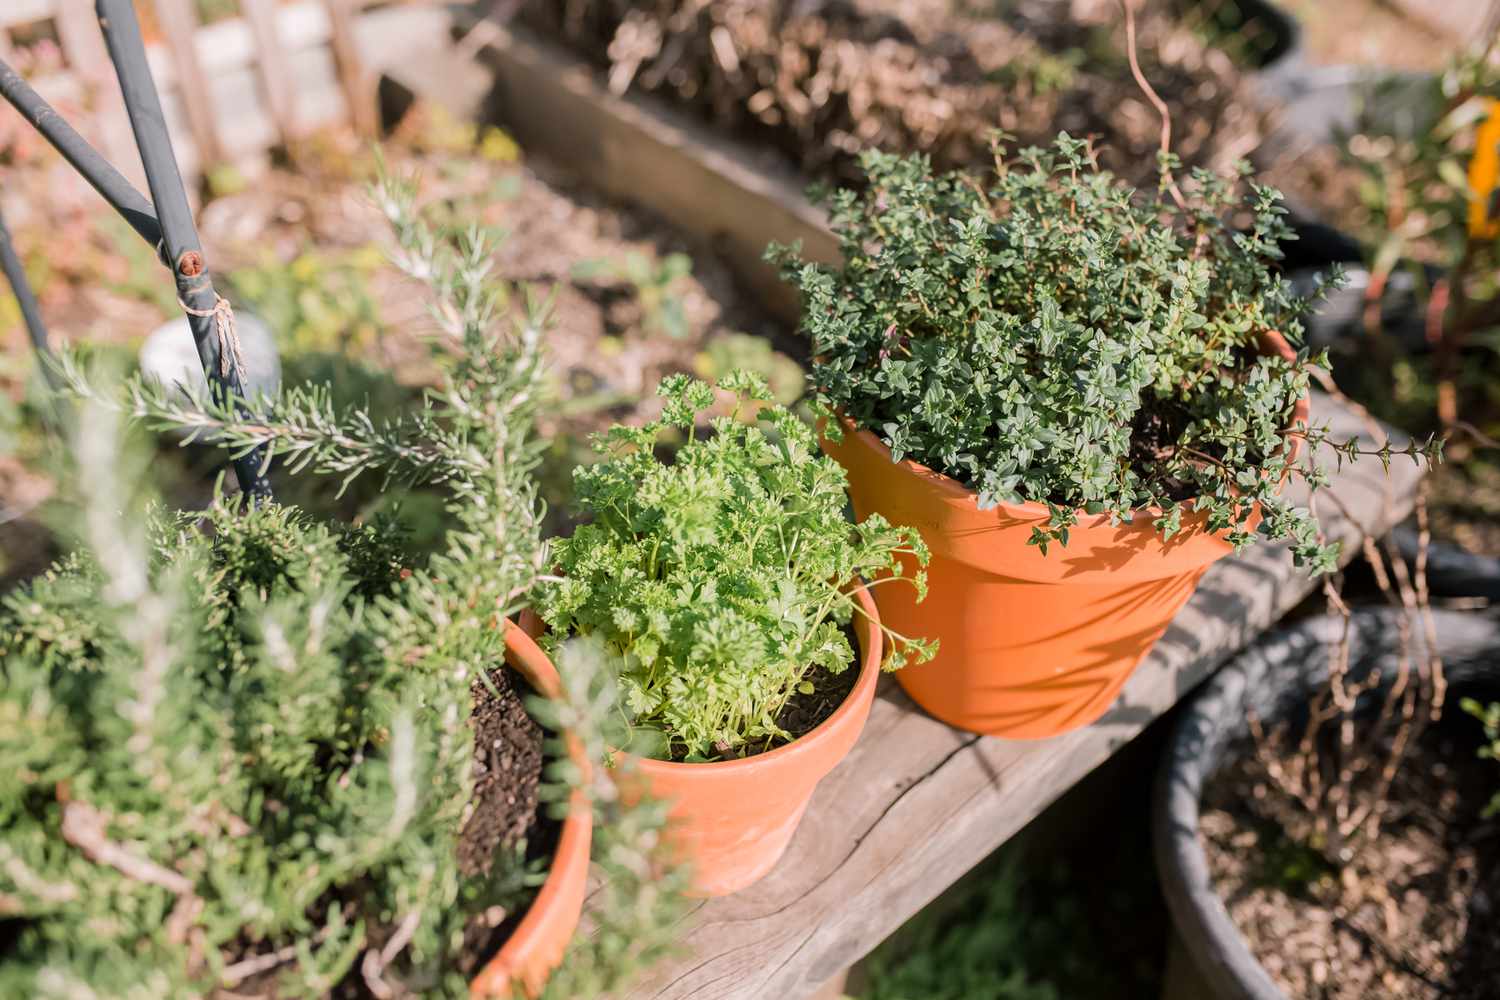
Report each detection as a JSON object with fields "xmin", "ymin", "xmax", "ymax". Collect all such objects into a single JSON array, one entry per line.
[
  {"xmin": 241, "ymin": 0, "xmax": 299, "ymax": 143},
  {"xmin": 421, "ymin": 25, "xmax": 1430, "ymax": 1000},
  {"xmin": 323, "ymin": 0, "xmax": 376, "ymax": 136},
  {"xmin": 470, "ymin": 22, "xmax": 837, "ymax": 326},
  {"xmin": 150, "ymin": 0, "xmax": 223, "ymax": 167},
  {"xmin": 622, "ymin": 400, "xmax": 1415, "ymax": 1000}
]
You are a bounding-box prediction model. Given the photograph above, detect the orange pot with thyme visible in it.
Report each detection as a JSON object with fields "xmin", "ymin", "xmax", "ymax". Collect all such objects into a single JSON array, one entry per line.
[{"xmin": 772, "ymin": 137, "xmax": 1362, "ymax": 739}]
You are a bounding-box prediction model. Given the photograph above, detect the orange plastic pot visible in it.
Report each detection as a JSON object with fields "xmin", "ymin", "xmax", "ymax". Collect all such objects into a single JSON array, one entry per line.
[
  {"xmin": 469, "ymin": 622, "xmax": 593, "ymax": 999},
  {"xmin": 820, "ymin": 333, "xmax": 1310, "ymax": 740},
  {"xmin": 620, "ymin": 582, "xmax": 884, "ymax": 897}
]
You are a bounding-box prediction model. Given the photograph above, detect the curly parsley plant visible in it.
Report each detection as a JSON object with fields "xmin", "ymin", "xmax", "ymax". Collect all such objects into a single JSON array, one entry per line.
[
  {"xmin": 535, "ymin": 373, "xmax": 933, "ymax": 762},
  {"xmin": 771, "ymin": 135, "xmax": 1433, "ymax": 572}
]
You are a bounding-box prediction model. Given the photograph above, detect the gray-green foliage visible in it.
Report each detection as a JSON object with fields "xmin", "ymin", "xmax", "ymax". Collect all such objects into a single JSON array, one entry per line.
[
  {"xmin": 772, "ymin": 135, "xmax": 1434, "ymax": 570},
  {"xmin": 3, "ymin": 178, "xmax": 681, "ymax": 998},
  {"xmin": 1, "ymin": 461, "xmax": 502, "ymax": 999},
  {"xmin": 535, "ymin": 373, "xmax": 932, "ymax": 761}
]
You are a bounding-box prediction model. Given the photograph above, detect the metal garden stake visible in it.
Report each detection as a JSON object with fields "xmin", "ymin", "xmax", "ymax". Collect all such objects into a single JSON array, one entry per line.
[{"xmin": 0, "ymin": 0, "xmax": 273, "ymax": 500}]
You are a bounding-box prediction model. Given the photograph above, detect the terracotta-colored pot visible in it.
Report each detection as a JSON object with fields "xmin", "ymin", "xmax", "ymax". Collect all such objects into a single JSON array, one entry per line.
[
  {"xmin": 621, "ymin": 582, "xmax": 884, "ymax": 897},
  {"xmin": 469, "ymin": 622, "xmax": 593, "ymax": 998},
  {"xmin": 820, "ymin": 332, "xmax": 1310, "ymax": 740}
]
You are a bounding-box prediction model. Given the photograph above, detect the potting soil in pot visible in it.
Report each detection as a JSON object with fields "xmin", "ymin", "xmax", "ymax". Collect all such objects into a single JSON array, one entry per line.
[
  {"xmin": 211, "ymin": 665, "xmax": 558, "ymax": 999},
  {"xmin": 1199, "ymin": 709, "xmax": 1500, "ymax": 999},
  {"xmin": 453, "ymin": 664, "xmax": 557, "ymax": 979},
  {"xmin": 763, "ymin": 656, "xmax": 860, "ymax": 751}
]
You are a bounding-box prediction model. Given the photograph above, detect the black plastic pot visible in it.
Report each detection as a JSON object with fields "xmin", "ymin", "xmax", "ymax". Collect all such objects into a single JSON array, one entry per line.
[
  {"xmin": 1179, "ymin": 0, "xmax": 1302, "ymax": 73},
  {"xmin": 1153, "ymin": 608, "xmax": 1500, "ymax": 1000},
  {"xmin": 1392, "ymin": 529, "xmax": 1500, "ymax": 603}
]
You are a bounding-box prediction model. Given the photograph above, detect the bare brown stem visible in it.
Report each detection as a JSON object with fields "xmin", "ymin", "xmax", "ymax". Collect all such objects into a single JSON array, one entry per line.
[{"xmin": 1120, "ymin": 0, "xmax": 1188, "ymax": 212}]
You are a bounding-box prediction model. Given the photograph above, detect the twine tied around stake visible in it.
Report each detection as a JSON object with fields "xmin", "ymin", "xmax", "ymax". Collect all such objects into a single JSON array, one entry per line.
[{"xmin": 177, "ymin": 293, "xmax": 248, "ymax": 389}]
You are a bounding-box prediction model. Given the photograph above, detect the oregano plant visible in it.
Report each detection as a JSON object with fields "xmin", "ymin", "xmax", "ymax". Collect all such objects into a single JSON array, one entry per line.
[
  {"xmin": 534, "ymin": 373, "xmax": 934, "ymax": 762},
  {"xmin": 771, "ymin": 135, "xmax": 1439, "ymax": 572}
]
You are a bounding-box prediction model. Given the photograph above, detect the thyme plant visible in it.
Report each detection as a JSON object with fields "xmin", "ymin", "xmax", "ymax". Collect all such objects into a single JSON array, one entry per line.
[
  {"xmin": 534, "ymin": 373, "xmax": 933, "ymax": 762},
  {"xmin": 772, "ymin": 135, "xmax": 1438, "ymax": 571},
  {"xmin": 3, "ymin": 178, "xmax": 682, "ymax": 998}
]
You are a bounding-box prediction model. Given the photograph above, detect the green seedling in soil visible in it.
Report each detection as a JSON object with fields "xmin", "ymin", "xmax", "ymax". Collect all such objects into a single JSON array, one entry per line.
[{"xmin": 572, "ymin": 250, "xmax": 693, "ymax": 341}]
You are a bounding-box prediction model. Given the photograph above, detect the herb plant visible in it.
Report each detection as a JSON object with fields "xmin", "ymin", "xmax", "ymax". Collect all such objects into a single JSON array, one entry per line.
[
  {"xmin": 534, "ymin": 373, "xmax": 933, "ymax": 762},
  {"xmin": 1330, "ymin": 44, "xmax": 1500, "ymax": 542},
  {"xmin": 772, "ymin": 135, "xmax": 1436, "ymax": 571},
  {"xmin": 6, "ymin": 177, "xmax": 683, "ymax": 998}
]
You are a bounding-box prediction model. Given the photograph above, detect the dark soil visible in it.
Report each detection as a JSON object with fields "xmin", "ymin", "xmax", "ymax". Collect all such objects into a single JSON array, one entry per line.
[
  {"xmin": 672, "ymin": 661, "xmax": 859, "ymax": 762},
  {"xmin": 677, "ymin": 626, "xmax": 863, "ymax": 762},
  {"xmin": 457, "ymin": 665, "xmax": 549, "ymax": 878},
  {"xmin": 218, "ymin": 666, "xmax": 556, "ymax": 998},
  {"xmin": 774, "ymin": 656, "xmax": 860, "ymax": 743},
  {"xmin": 1200, "ymin": 706, "xmax": 1500, "ymax": 999},
  {"xmin": 1427, "ymin": 461, "xmax": 1500, "ymax": 560},
  {"xmin": 450, "ymin": 664, "xmax": 560, "ymax": 984}
]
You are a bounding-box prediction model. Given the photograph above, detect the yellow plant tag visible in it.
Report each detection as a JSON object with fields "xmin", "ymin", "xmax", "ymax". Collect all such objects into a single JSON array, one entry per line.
[{"xmin": 1468, "ymin": 97, "xmax": 1500, "ymax": 239}]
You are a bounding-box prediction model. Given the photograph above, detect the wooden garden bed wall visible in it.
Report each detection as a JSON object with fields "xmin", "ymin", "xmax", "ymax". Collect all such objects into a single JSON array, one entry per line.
[{"xmin": 2, "ymin": 0, "xmax": 450, "ymax": 193}]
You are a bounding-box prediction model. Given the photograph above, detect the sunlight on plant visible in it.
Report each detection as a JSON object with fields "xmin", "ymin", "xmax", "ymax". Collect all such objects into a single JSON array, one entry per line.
[{"xmin": 535, "ymin": 373, "xmax": 933, "ymax": 761}]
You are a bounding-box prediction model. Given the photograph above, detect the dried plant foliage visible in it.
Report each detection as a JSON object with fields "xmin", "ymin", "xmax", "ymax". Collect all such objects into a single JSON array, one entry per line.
[{"xmin": 522, "ymin": 0, "xmax": 1270, "ymax": 191}]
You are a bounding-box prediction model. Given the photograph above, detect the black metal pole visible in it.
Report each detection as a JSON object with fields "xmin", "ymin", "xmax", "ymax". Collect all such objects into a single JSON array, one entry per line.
[
  {"xmin": 0, "ymin": 58, "xmax": 163, "ymax": 254},
  {"xmin": 0, "ymin": 208, "xmax": 52, "ymax": 365},
  {"xmin": 95, "ymin": 0, "xmax": 272, "ymax": 501}
]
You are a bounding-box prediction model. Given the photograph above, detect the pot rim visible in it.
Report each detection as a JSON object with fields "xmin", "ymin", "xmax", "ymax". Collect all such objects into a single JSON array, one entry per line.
[
  {"xmin": 623, "ymin": 579, "xmax": 884, "ymax": 777},
  {"xmin": 469, "ymin": 621, "xmax": 595, "ymax": 998},
  {"xmin": 829, "ymin": 329, "xmax": 1310, "ymax": 526}
]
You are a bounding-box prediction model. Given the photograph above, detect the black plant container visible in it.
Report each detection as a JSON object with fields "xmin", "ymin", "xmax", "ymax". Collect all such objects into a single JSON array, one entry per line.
[{"xmin": 1153, "ymin": 608, "xmax": 1500, "ymax": 999}]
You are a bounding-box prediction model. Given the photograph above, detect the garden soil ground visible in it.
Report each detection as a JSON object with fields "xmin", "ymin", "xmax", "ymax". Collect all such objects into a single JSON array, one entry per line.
[
  {"xmin": 770, "ymin": 647, "xmax": 859, "ymax": 745},
  {"xmin": 1275, "ymin": 0, "xmax": 1460, "ymax": 72},
  {"xmin": 521, "ymin": 0, "xmax": 1270, "ymax": 193},
  {"xmin": 1200, "ymin": 715, "xmax": 1500, "ymax": 999}
]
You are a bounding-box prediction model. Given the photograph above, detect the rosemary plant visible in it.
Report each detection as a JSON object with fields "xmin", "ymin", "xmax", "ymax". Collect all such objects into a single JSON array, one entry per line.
[{"xmin": 4, "ymin": 177, "xmax": 682, "ymax": 997}]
